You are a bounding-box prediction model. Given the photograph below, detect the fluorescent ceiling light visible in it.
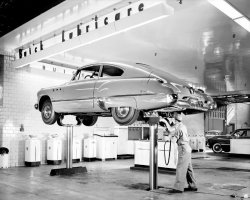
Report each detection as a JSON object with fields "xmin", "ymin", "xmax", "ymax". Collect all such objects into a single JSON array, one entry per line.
[
  {"xmin": 234, "ymin": 17, "xmax": 250, "ymax": 32},
  {"xmin": 208, "ymin": 0, "xmax": 242, "ymax": 19},
  {"xmin": 208, "ymin": 0, "xmax": 250, "ymax": 32}
]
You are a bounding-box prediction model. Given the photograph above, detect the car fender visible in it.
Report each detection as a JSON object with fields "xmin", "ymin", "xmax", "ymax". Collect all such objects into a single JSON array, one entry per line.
[{"xmin": 97, "ymin": 96, "xmax": 137, "ymax": 111}]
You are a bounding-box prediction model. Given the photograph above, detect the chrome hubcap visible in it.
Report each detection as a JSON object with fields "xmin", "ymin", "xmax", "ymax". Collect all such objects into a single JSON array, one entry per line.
[
  {"xmin": 43, "ymin": 105, "xmax": 52, "ymax": 119},
  {"xmin": 116, "ymin": 107, "xmax": 130, "ymax": 118},
  {"xmin": 214, "ymin": 145, "xmax": 221, "ymax": 152}
]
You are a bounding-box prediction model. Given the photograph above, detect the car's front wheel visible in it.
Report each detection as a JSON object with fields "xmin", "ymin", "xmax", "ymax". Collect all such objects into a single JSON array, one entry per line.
[
  {"xmin": 81, "ymin": 116, "xmax": 98, "ymax": 126},
  {"xmin": 111, "ymin": 107, "xmax": 139, "ymax": 126},
  {"xmin": 212, "ymin": 143, "xmax": 222, "ymax": 153},
  {"xmin": 41, "ymin": 99, "xmax": 58, "ymax": 125}
]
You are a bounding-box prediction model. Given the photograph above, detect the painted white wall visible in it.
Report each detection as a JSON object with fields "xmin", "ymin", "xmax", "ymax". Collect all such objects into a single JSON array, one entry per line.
[
  {"xmin": 183, "ymin": 113, "xmax": 204, "ymax": 137},
  {"xmin": 0, "ymin": 56, "xmax": 117, "ymax": 167}
]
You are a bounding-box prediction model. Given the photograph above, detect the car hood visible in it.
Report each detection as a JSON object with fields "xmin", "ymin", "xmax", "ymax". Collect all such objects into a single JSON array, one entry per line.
[{"xmin": 209, "ymin": 135, "xmax": 232, "ymax": 140}]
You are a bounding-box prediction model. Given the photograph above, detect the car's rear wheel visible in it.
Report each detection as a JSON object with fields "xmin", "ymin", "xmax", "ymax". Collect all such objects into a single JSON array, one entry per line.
[
  {"xmin": 111, "ymin": 107, "xmax": 139, "ymax": 126},
  {"xmin": 82, "ymin": 116, "xmax": 98, "ymax": 126},
  {"xmin": 41, "ymin": 99, "xmax": 58, "ymax": 125},
  {"xmin": 212, "ymin": 143, "xmax": 222, "ymax": 153}
]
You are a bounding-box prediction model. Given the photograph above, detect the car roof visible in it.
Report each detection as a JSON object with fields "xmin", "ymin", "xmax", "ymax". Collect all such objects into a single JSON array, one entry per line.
[
  {"xmin": 235, "ymin": 128, "xmax": 250, "ymax": 131},
  {"xmin": 79, "ymin": 61, "xmax": 189, "ymax": 86},
  {"xmin": 206, "ymin": 130, "xmax": 222, "ymax": 132},
  {"xmin": 78, "ymin": 61, "xmax": 151, "ymax": 78}
]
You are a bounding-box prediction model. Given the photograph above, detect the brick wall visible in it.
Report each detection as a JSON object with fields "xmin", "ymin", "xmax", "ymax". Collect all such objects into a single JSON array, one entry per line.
[{"xmin": 0, "ymin": 55, "xmax": 118, "ymax": 167}]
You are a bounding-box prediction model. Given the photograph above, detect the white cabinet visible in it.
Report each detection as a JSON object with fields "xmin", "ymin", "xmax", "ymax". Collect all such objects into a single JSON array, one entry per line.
[
  {"xmin": 114, "ymin": 126, "xmax": 135, "ymax": 156},
  {"xmin": 134, "ymin": 141, "xmax": 178, "ymax": 169},
  {"xmin": 25, "ymin": 139, "xmax": 41, "ymax": 167},
  {"xmin": 197, "ymin": 136, "xmax": 206, "ymax": 151},
  {"xmin": 94, "ymin": 134, "xmax": 118, "ymax": 160},
  {"xmin": 189, "ymin": 136, "xmax": 206, "ymax": 152},
  {"xmin": 47, "ymin": 138, "xmax": 62, "ymax": 165},
  {"xmin": 189, "ymin": 137, "xmax": 198, "ymax": 151},
  {"xmin": 83, "ymin": 138, "xmax": 96, "ymax": 161},
  {"xmin": 73, "ymin": 139, "xmax": 82, "ymax": 162}
]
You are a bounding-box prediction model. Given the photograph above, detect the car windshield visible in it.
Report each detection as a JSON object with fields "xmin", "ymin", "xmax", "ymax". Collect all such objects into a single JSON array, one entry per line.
[
  {"xmin": 72, "ymin": 65, "xmax": 100, "ymax": 81},
  {"xmin": 232, "ymin": 129, "xmax": 250, "ymax": 138}
]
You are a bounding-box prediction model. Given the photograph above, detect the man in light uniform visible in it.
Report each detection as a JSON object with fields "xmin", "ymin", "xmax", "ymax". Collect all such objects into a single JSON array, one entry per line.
[{"xmin": 161, "ymin": 111, "xmax": 198, "ymax": 193}]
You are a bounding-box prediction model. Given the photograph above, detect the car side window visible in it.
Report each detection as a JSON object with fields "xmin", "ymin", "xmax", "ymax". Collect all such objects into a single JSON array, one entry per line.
[
  {"xmin": 73, "ymin": 65, "xmax": 100, "ymax": 81},
  {"xmin": 101, "ymin": 65, "xmax": 124, "ymax": 77},
  {"xmin": 247, "ymin": 130, "xmax": 250, "ymax": 137}
]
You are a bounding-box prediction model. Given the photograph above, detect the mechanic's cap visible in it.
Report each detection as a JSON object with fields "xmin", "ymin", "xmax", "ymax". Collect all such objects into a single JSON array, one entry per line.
[{"xmin": 174, "ymin": 111, "xmax": 182, "ymax": 122}]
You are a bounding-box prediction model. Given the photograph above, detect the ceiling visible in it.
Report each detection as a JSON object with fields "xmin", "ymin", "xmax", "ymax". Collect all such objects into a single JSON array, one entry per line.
[
  {"xmin": 45, "ymin": 0, "xmax": 250, "ymax": 95},
  {"xmin": 0, "ymin": 0, "xmax": 64, "ymax": 38},
  {"xmin": 0, "ymin": 0, "xmax": 250, "ymax": 95}
]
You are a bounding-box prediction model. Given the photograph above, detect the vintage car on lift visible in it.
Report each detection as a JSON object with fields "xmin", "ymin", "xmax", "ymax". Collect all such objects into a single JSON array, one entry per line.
[
  {"xmin": 34, "ymin": 62, "xmax": 216, "ymax": 126},
  {"xmin": 207, "ymin": 128, "xmax": 250, "ymax": 153}
]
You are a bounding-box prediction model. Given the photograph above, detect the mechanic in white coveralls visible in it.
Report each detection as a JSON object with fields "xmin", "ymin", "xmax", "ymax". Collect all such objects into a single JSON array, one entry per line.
[{"xmin": 160, "ymin": 111, "xmax": 198, "ymax": 193}]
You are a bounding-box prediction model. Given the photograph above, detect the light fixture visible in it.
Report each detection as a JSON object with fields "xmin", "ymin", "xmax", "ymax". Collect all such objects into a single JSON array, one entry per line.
[
  {"xmin": 208, "ymin": 0, "xmax": 250, "ymax": 32},
  {"xmin": 234, "ymin": 17, "xmax": 250, "ymax": 32},
  {"xmin": 208, "ymin": 0, "xmax": 242, "ymax": 19}
]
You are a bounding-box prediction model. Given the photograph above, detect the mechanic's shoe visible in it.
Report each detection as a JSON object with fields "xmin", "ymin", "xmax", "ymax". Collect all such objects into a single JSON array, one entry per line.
[
  {"xmin": 184, "ymin": 187, "xmax": 198, "ymax": 192},
  {"xmin": 168, "ymin": 189, "xmax": 183, "ymax": 193}
]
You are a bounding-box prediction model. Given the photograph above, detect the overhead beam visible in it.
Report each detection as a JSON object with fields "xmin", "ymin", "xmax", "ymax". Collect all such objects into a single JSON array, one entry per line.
[{"xmin": 12, "ymin": 0, "xmax": 174, "ymax": 68}]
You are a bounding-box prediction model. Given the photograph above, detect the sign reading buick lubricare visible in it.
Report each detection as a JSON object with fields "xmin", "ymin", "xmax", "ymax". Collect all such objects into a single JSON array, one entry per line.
[{"xmin": 17, "ymin": 1, "xmax": 145, "ymax": 60}]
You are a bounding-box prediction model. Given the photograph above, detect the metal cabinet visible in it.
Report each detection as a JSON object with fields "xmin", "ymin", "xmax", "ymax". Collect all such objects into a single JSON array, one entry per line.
[
  {"xmin": 25, "ymin": 138, "xmax": 41, "ymax": 167},
  {"xmin": 83, "ymin": 138, "xmax": 96, "ymax": 161},
  {"xmin": 134, "ymin": 140, "xmax": 178, "ymax": 169},
  {"xmin": 73, "ymin": 139, "xmax": 81, "ymax": 163},
  {"xmin": 47, "ymin": 138, "xmax": 62, "ymax": 165},
  {"xmin": 94, "ymin": 134, "xmax": 118, "ymax": 161}
]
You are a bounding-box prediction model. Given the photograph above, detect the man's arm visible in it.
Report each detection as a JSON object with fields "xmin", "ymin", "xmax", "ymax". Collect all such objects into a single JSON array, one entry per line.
[{"xmin": 160, "ymin": 117, "xmax": 177, "ymax": 137}]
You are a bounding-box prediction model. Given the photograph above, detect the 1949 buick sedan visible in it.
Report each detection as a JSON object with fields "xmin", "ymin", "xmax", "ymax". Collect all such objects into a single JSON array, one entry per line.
[{"xmin": 35, "ymin": 62, "xmax": 216, "ymax": 126}]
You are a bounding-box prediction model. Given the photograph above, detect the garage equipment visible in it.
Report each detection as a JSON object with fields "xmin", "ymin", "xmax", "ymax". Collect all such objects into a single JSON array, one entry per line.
[
  {"xmin": 72, "ymin": 139, "xmax": 82, "ymax": 163},
  {"xmin": 25, "ymin": 138, "xmax": 41, "ymax": 167},
  {"xmin": 50, "ymin": 117, "xmax": 87, "ymax": 176},
  {"xmin": 0, "ymin": 147, "xmax": 9, "ymax": 168},
  {"xmin": 132, "ymin": 112, "xmax": 179, "ymax": 191},
  {"xmin": 144, "ymin": 113, "xmax": 160, "ymax": 190},
  {"xmin": 133, "ymin": 140, "xmax": 177, "ymax": 169},
  {"xmin": 114, "ymin": 126, "xmax": 135, "ymax": 158},
  {"xmin": 83, "ymin": 137, "xmax": 96, "ymax": 161},
  {"xmin": 47, "ymin": 138, "xmax": 62, "ymax": 165},
  {"xmin": 94, "ymin": 134, "xmax": 118, "ymax": 161}
]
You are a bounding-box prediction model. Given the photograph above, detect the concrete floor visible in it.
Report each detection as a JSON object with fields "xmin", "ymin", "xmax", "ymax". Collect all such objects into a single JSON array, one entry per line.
[{"xmin": 0, "ymin": 152, "xmax": 250, "ymax": 200}]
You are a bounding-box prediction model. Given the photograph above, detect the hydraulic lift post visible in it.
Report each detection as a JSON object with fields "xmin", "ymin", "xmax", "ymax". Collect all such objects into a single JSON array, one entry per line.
[
  {"xmin": 147, "ymin": 115, "xmax": 160, "ymax": 190},
  {"xmin": 66, "ymin": 125, "xmax": 73, "ymax": 169},
  {"xmin": 50, "ymin": 116, "xmax": 87, "ymax": 176}
]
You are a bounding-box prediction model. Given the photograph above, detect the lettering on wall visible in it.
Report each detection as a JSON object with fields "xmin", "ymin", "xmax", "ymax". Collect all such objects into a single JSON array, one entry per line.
[
  {"xmin": 17, "ymin": 2, "xmax": 145, "ymax": 59},
  {"xmin": 30, "ymin": 62, "xmax": 75, "ymax": 75},
  {"xmin": 19, "ymin": 41, "xmax": 43, "ymax": 59}
]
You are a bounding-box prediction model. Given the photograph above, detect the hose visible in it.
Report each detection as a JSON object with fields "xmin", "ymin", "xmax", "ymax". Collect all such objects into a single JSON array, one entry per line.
[{"xmin": 164, "ymin": 139, "xmax": 172, "ymax": 166}]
